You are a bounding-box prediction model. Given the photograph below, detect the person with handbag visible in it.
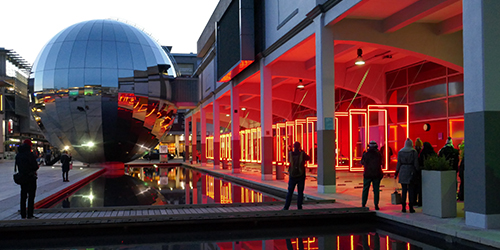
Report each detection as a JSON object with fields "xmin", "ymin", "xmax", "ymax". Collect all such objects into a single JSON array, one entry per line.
[
  {"xmin": 394, "ymin": 138, "xmax": 419, "ymax": 213},
  {"xmin": 16, "ymin": 139, "xmax": 40, "ymax": 219}
]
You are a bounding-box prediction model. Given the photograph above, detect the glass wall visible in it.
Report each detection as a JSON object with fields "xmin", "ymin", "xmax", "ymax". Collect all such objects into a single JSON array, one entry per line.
[{"xmin": 386, "ymin": 61, "xmax": 464, "ymax": 150}]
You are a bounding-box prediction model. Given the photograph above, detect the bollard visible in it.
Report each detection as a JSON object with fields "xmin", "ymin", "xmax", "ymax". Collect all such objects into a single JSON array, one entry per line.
[{"xmin": 276, "ymin": 162, "xmax": 285, "ymax": 180}]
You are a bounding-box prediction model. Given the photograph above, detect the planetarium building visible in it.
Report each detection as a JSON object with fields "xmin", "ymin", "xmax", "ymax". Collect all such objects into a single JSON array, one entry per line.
[{"xmin": 30, "ymin": 19, "xmax": 179, "ymax": 163}]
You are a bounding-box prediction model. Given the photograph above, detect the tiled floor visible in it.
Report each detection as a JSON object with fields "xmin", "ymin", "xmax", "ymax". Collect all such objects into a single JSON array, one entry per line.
[{"xmin": 186, "ymin": 161, "xmax": 500, "ymax": 249}]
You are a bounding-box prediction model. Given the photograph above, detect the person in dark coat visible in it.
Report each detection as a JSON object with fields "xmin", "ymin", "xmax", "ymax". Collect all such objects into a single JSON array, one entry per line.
[
  {"xmin": 458, "ymin": 141, "xmax": 465, "ymax": 201},
  {"xmin": 414, "ymin": 138, "xmax": 423, "ymax": 155},
  {"xmin": 438, "ymin": 137, "xmax": 459, "ymax": 172},
  {"xmin": 415, "ymin": 142, "xmax": 436, "ymax": 206},
  {"xmin": 395, "ymin": 138, "xmax": 419, "ymax": 213},
  {"xmin": 16, "ymin": 139, "xmax": 39, "ymax": 219},
  {"xmin": 60, "ymin": 150, "xmax": 72, "ymax": 182},
  {"xmin": 360, "ymin": 141, "xmax": 383, "ymax": 210},
  {"xmin": 283, "ymin": 142, "xmax": 310, "ymax": 210}
]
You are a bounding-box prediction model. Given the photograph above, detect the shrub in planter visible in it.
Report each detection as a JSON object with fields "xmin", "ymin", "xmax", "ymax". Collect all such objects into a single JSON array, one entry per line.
[
  {"xmin": 423, "ymin": 155, "xmax": 451, "ymax": 171},
  {"xmin": 422, "ymin": 154, "xmax": 456, "ymax": 218}
]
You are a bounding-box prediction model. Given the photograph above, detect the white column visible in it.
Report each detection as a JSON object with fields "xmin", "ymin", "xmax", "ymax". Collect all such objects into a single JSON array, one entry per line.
[
  {"xmin": 213, "ymin": 98, "xmax": 221, "ymax": 169},
  {"xmin": 231, "ymin": 83, "xmax": 241, "ymax": 173},
  {"xmin": 315, "ymin": 13, "xmax": 336, "ymax": 193},
  {"xmin": 184, "ymin": 116, "xmax": 190, "ymax": 163},
  {"xmin": 201, "ymin": 107, "xmax": 207, "ymax": 166},
  {"xmin": 260, "ymin": 58, "xmax": 273, "ymax": 180},
  {"xmin": 192, "ymin": 113, "xmax": 198, "ymax": 163},
  {"xmin": 463, "ymin": 0, "xmax": 500, "ymax": 229}
]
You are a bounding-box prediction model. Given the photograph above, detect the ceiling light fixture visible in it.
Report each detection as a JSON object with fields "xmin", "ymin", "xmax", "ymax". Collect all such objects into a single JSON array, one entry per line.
[
  {"xmin": 241, "ymin": 107, "xmax": 246, "ymax": 111},
  {"xmin": 297, "ymin": 79, "xmax": 305, "ymax": 89},
  {"xmin": 355, "ymin": 48, "xmax": 365, "ymax": 65}
]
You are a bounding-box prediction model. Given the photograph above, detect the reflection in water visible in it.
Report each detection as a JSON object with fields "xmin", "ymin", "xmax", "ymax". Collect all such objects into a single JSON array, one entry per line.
[
  {"xmin": 10, "ymin": 233, "xmax": 431, "ymax": 249},
  {"xmin": 52, "ymin": 167, "xmax": 278, "ymax": 208}
]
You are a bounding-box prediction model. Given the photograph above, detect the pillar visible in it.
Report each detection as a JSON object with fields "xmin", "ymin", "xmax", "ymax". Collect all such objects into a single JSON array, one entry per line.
[
  {"xmin": 192, "ymin": 113, "xmax": 198, "ymax": 164},
  {"xmin": 463, "ymin": 0, "xmax": 500, "ymax": 229},
  {"xmin": 201, "ymin": 107, "xmax": 207, "ymax": 166},
  {"xmin": 260, "ymin": 58, "xmax": 273, "ymax": 180},
  {"xmin": 174, "ymin": 134, "xmax": 180, "ymax": 158},
  {"xmin": 213, "ymin": 98, "xmax": 221, "ymax": 169},
  {"xmin": 315, "ymin": 13, "xmax": 336, "ymax": 193},
  {"xmin": 184, "ymin": 116, "xmax": 190, "ymax": 163},
  {"xmin": 231, "ymin": 83, "xmax": 241, "ymax": 173}
]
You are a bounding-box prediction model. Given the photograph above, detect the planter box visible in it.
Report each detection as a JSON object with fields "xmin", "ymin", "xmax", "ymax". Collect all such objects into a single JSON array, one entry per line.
[{"xmin": 422, "ymin": 170, "xmax": 457, "ymax": 218}]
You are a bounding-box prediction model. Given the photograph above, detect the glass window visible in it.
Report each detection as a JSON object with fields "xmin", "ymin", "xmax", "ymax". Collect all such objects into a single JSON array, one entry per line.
[
  {"xmin": 113, "ymin": 23, "xmax": 128, "ymax": 42},
  {"xmin": 408, "ymin": 78, "xmax": 447, "ymax": 102},
  {"xmin": 410, "ymin": 99, "xmax": 447, "ymax": 121},
  {"xmin": 102, "ymin": 69, "xmax": 118, "ymax": 87},
  {"xmin": 44, "ymin": 42, "xmax": 63, "ymax": 70},
  {"xmin": 54, "ymin": 69, "xmax": 69, "ymax": 89},
  {"xmin": 396, "ymin": 88, "xmax": 407, "ymax": 104},
  {"xmin": 64, "ymin": 22, "xmax": 86, "ymax": 41},
  {"xmin": 386, "ymin": 69, "xmax": 407, "ymax": 89},
  {"xmin": 88, "ymin": 20, "xmax": 103, "ymax": 41},
  {"xmin": 448, "ymin": 75, "xmax": 464, "ymax": 96},
  {"xmin": 34, "ymin": 71, "xmax": 43, "ymax": 91},
  {"xmin": 55, "ymin": 41, "xmax": 74, "ymax": 69},
  {"xmin": 116, "ymin": 42, "xmax": 133, "ymax": 70},
  {"xmin": 141, "ymin": 45, "xmax": 157, "ymax": 67},
  {"xmin": 43, "ymin": 70, "xmax": 55, "ymax": 89},
  {"xmin": 102, "ymin": 41, "xmax": 118, "ymax": 69},
  {"xmin": 75, "ymin": 21, "xmax": 94, "ymax": 41},
  {"xmin": 84, "ymin": 68, "xmax": 101, "ymax": 85},
  {"xmin": 130, "ymin": 44, "xmax": 147, "ymax": 70},
  {"xmin": 102, "ymin": 21, "xmax": 116, "ymax": 41},
  {"xmin": 85, "ymin": 41, "xmax": 102, "ymax": 68},
  {"xmin": 448, "ymin": 96, "xmax": 464, "ymax": 116},
  {"xmin": 408, "ymin": 62, "xmax": 446, "ymax": 84},
  {"xmin": 177, "ymin": 63, "xmax": 194, "ymax": 76},
  {"xmin": 123, "ymin": 25, "xmax": 140, "ymax": 45},
  {"xmin": 69, "ymin": 41, "xmax": 87, "ymax": 68},
  {"xmin": 33, "ymin": 43, "xmax": 54, "ymax": 72},
  {"xmin": 68, "ymin": 68, "xmax": 84, "ymax": 88}
]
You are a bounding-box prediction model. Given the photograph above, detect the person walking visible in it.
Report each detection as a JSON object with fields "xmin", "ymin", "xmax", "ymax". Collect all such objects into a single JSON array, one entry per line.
[
  {"xmin": 360, "ymin": 141, "xmax": 383, "ymax": 210},
  {"xmin": 415, "ymin": 142, "xmax": 436, "ymax": 206},
  {"xmin": 283, "ymin": 141, "xmax": 310, "ymax": 210},
  {"xmin": 395, "ymin": 138, "xmax": 419, "ymax": 213},
  {"xmin": 16, "ymin": 139, "xmax": 39, "ymax": 219},
  {"xmin": 60, "ymin": 150, "xmax": 72, "ymax": 182}
]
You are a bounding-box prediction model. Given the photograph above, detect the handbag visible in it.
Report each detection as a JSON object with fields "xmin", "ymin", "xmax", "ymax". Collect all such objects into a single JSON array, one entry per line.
[
  {"xmin": 391, "ymin": 189, "xmax": 402, "ymax": 205},
  {"xmin": 13, "ymin": 172, "xmax": 24, "ymax": 185}
]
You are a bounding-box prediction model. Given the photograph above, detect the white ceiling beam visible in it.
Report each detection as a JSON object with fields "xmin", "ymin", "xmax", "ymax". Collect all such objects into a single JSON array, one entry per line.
[
  {"xmin": 382, "ymin": 0, "xmax": 460, "ymax": 33},
  {"xmin": 304, "ymin": 44, "xmax": 355, "ymax": 70},
  {"xmin": 438, "ymin": 14, "xmax": 462, "ymax": 35}
]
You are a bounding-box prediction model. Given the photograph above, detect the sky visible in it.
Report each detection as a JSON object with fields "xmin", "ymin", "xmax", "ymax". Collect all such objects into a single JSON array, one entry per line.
[{"xmin": 0, "ymin": 0, "xmax": 220, "ymax": 65}]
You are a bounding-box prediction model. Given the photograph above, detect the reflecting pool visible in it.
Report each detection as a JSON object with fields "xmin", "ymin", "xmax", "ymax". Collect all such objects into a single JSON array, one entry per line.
[{"xmin": 50, "ymin": 166, "xmax": 280, "ymax": 208}]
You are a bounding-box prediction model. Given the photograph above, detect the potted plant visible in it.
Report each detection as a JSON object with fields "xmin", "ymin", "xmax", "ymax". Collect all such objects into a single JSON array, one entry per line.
[{"xmin": 421, "ymin": 155, "xmax": 457, "ymax": 218}]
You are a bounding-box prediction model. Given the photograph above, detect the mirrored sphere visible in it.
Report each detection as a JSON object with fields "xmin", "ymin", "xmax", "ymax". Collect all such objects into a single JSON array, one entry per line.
[{"xmin": 30, "ymin": 19, "xmax": 178, "ymax": 163}]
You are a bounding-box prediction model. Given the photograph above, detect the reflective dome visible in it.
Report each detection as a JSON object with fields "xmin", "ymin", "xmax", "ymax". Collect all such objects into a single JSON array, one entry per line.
[{"xmin": 30, "ymin": 19, "xmax": 178, "ymax": 163}]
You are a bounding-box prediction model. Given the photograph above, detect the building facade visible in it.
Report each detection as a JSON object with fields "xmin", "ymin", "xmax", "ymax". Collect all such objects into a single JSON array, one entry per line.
[
  {"xmin": 185, "ymin": 0, "xmax": 500, "ymax": 229},
  {"xmin": 0, "ymin": 48, "xmax": 44, "ymax": 158}
]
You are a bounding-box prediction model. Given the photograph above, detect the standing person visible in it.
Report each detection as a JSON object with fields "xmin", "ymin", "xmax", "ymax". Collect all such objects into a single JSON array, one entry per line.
[
  {"xmin": 60, "ymin": 150, "xmax": 72, "ymax": 182},
  {"xmin": 438, "ymin": 137, "xmax": 459, "ymax": 172},
  {"xmin": 16, "ymin": 139, "xmax": 39, "ymax": 219},
  {"xmin": 458, "ymin": 141, "xmax": 465, "ymax": 201},
  {"xmin": 415, "ymin": 142, "xmax": 436, "ymax": 206},
  {"xmin": 394, "ymin": 138, "xmax": 419, "ymax": 213},
  {"xmin": 360, "ymin": 141, "xmax": 383, "ymax": 210},
  {"xmin": 414, "ymin": 138, "xmax": 423, "ymax": 155},
  {"xmin": 282, "ymin": 142, "xmax": 310, "ymax": 210}
]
